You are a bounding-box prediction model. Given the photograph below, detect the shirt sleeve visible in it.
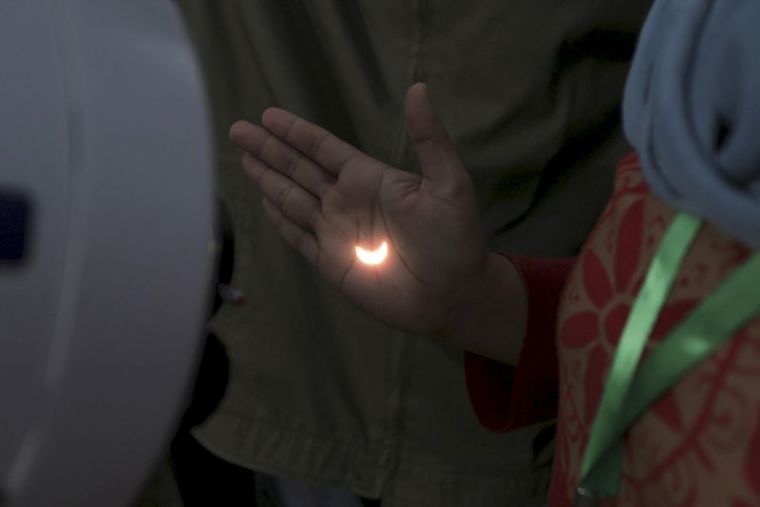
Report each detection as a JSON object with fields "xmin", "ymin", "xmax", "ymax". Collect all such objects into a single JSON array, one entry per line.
[{"xmin": 464, "ymin": 255, "xmax": 575, "ymax": 432}]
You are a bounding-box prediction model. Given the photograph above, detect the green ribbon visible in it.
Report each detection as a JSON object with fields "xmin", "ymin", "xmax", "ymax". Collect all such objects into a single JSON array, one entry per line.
[
  {"xmin": 578, "ymin": 213, "xmax": 701, "ymax": 497},
  {"xmin": 578, "ymin": 212, "xmax": 760, "ymax": 501}
]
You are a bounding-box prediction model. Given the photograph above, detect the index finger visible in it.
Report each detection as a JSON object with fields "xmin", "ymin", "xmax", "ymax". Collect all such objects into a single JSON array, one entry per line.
[{"xmin": 261, "ymin": 108, "xmax": 376, "ymax": 177}]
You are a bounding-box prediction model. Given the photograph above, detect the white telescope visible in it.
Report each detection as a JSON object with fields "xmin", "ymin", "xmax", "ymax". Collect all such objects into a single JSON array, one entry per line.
[{"xmin": 0, "ymin": 1, "xmax": 214, "ymax": 505}]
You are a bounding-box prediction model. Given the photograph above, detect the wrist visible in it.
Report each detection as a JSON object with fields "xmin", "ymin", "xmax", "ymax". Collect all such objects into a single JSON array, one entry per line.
[{"xmin": 437, "ymin": 253, "xmax": 528, "ymax": 365}]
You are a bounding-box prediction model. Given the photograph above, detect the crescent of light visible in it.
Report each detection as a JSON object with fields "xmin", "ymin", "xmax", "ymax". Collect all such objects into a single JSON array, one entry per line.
[{"xmin": 354, "ymin": 241, "xmax": 389, "ymax": 266}]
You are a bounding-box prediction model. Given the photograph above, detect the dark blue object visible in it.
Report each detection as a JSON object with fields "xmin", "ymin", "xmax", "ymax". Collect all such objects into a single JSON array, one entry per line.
[{"xmin": 0, "ymin": 190, "xmax": 29, "ymax": 261}]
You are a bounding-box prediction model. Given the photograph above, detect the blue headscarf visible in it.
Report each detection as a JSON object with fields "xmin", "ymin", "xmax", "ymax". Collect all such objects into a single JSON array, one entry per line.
[{"xmin": 624, "ymin": 0, "xmax": 760, "ymax": 249}]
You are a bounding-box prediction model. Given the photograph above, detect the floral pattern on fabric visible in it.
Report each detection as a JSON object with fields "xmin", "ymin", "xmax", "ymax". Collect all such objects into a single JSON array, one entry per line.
[{"xmin": 551, "ymin": 154, "xmax": 760, "ymax": 507}]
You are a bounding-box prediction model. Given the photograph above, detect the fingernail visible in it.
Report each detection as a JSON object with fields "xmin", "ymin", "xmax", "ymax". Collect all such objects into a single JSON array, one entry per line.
[{"xmin": 218, "ymin": 283, "xmax": 246, "ymax": 306}]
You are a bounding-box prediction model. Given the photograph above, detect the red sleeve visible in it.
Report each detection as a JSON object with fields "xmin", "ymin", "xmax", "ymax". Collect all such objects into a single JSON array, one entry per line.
[{"xmin": 464, "ymin": 255, "xmax": 575, "ymax": 432}]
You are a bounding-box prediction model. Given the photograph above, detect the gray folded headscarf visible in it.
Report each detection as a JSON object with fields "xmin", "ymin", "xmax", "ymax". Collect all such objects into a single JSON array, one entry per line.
[{"xmin": 624, "ymin": 0, "xmax": 760, "ymax": 249}]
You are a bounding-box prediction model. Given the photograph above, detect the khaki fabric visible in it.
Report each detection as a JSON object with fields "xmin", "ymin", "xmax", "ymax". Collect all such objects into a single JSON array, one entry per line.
[{"xmin": 175, "ymin": 1, "xmax": 651, "ymax": 505}]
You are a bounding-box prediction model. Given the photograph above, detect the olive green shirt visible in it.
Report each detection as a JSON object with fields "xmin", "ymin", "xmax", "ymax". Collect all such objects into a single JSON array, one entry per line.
[{"xmin": 176, "ymin": 1, "xmax": 651, "ymax": 505}]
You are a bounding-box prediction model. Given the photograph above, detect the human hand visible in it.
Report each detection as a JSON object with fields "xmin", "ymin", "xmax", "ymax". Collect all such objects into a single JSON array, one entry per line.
[{"xmin": 229, "ymin": 83, "xmax": 495, "ymax": 338}]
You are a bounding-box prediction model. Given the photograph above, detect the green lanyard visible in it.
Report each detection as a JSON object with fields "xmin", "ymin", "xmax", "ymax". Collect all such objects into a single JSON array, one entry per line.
[{"xmin": 576, "ymin": 212, "xmax": 760, "ymax": 505}]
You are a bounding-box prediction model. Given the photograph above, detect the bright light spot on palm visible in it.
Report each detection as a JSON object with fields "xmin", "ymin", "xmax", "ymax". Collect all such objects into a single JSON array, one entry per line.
[{"xmin": 355, "ymin": 241, "xmax": 389, "ymax": 266}]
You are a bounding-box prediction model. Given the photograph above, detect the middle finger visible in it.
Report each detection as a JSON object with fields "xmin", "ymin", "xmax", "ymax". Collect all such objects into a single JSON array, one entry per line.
[{"xmin": 232, "ymin": 121, "xmax": 334, "ymax": 200}]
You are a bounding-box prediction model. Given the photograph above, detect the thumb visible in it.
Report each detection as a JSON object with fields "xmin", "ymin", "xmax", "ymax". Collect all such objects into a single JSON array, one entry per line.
[{"xmin": 405, "ymin": 83, "xmax": 469, "ymax": 196}]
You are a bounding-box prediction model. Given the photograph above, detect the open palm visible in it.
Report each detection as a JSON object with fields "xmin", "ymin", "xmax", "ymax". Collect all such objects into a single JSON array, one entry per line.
[{"xmin": 230, "ymin": 83, "xmax": 488, "ymax": 336}]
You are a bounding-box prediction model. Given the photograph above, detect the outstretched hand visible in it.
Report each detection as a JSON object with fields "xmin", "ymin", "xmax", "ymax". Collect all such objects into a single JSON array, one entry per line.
[{"xmin": 229, "ymin": 83, "xmax": 504, "ymax": 340}]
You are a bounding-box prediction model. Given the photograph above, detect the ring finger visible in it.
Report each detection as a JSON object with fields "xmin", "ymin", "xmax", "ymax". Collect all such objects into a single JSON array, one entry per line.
[{"xmin": 243, "ymin": 153, "xmax": 324, "ymax": 233}]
